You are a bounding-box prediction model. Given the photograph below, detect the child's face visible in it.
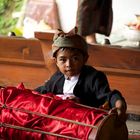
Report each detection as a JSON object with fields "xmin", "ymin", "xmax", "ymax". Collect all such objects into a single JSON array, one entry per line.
[{"xmin": 55, "ymin": 48, "xmax": 87, "ymax": 78}]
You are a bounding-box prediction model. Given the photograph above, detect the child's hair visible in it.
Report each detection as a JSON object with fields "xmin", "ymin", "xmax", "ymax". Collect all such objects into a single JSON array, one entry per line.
[
  {"xmin": 53, "ymin": 47, "xmax": 86, "ymax": 58},
  {"xmin": 52, "ymin": 27, "xmax": 88, "ymax": 57}
]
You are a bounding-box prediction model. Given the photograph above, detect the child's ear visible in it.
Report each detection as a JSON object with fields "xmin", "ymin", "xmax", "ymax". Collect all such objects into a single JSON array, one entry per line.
[{"xmin": 52, "ymin": 57, "xmax": 57, "ymax": 63}]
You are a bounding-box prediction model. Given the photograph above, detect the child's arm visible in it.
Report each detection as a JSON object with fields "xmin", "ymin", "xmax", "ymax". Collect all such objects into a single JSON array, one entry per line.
[{"xmin": 115, "ymin": 99, "xmax": 127, "ymax": 122}]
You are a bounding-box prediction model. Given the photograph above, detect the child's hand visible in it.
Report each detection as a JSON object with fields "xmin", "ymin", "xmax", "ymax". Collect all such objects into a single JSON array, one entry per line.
[
  {"xmin": 109, "ymin": 100, "xmax": 127, "ymax": 123},
  {"xmin": 109, "ymin": 107, "xmax": 127, "ymax": 123},
  {"xmin": 66, "ymin": 96, "xmax": 80, "ymax": 103},
  {"xmin": 115, "ymin": 100, "xmax": 127, "ymax": 122}
]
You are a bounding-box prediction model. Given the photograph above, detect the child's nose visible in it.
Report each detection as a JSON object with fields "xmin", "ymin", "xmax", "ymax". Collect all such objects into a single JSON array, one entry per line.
[{"xmin": 66, "ymin": 59, "xmax": 72, "ymax": 67}]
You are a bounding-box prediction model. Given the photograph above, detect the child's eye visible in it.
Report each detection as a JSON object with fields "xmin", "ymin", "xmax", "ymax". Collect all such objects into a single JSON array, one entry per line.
[
  {"xmin": 71, "ymin": 56, "xmax": 80, "ymax": 61},
  {"xmin": 58, "ymin": 58, "xmax": 66, "ymax": 62}
]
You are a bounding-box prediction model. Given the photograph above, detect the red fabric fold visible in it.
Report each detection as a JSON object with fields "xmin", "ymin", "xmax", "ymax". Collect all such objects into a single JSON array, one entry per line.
[{"xmin": 0, "ymin": 83, "xmax": 107, "ymax": 140}]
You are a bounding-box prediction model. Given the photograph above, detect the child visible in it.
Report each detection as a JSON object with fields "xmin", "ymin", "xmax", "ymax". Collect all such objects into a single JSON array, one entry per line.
[{"xmin": 35, "ymin": 27, "xmax": 127, "ymax": 122}]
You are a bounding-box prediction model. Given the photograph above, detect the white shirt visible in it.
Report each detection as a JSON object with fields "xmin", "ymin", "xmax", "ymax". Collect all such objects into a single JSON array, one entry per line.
[{"xmin": 56, "ymin": 75, "xmax": 79, "ymax": 100}]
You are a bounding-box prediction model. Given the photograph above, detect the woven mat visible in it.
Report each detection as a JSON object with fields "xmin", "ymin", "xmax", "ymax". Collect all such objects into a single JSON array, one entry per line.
[
  {"xmin": 128, "ymin": 130, "xmax": 140, "ymax": 140},
  {"xmin": 127, "ymin": 113, "xmax": 140, "ymax": 121},
  {"xmin": 127, "ymin": 113, "xmax": 140, "ymax": 140}
]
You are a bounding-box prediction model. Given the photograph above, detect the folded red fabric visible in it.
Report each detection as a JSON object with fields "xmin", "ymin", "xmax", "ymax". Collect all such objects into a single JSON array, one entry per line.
[{"xmin": 0, "ymin": 83, "xmax": 107, "ymax": 140}]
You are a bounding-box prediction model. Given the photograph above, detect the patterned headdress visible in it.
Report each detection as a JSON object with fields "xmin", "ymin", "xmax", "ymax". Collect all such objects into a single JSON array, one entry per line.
[{"xmin": 52, "ymin": 27, "xmax": 88, "ymax": 57}]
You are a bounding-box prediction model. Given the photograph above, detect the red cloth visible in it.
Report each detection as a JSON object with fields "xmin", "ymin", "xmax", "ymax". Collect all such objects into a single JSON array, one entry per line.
[{"xmin": 0, "ymin": 83, "xmax": 107, "ymax": 140}]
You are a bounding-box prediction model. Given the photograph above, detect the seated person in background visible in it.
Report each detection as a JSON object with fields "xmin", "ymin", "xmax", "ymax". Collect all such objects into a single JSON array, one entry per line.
[{"xmin": 35, "ymin": 27, "xmax": 127, "ymax": 122}]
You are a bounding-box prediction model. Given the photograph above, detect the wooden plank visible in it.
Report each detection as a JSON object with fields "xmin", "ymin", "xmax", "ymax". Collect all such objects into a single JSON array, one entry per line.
[
  {"xmin": 34, "ymin": 31, "xmax": 54, "ymax": 40},
  {"xmin": 0, "ymin": 58, "xmax": 45, "ymax": 67},
  {"xmin": 0, "ymin": 36, "xmax": 44, "ymax": 63},
  {"xmin": 0, "ymin": 63, "xmax": 50, "ymax": 89},
  {"xmin": 88, "ymin": 45, "xmax": 140, "ymax": 70},
  {"xmin": 95, "ymin": 66, "xmax": 140, "ymax": 77}
]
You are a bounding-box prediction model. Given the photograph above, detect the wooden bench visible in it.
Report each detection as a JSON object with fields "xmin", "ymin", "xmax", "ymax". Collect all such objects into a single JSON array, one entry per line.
[
  {"xmin": 0, "ymin": 35, "xmax": 50, "ymax": 88},
  {"xmin": 35, "ymin": 32, "xmax": 140, "ymax": 115}
]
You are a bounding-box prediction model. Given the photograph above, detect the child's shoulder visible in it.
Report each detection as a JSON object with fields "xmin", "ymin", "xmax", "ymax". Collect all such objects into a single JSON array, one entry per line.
[
  {"xmin": 48, "ymin": 70, "xmax": 64, "ymax": 82},
  {"xmin": 83, "ymin": 65, "xmax": 98, "ymax": 72},
  {"xmin": 82, "ymin": 65, "xmax": 106, "ymax": 77}
]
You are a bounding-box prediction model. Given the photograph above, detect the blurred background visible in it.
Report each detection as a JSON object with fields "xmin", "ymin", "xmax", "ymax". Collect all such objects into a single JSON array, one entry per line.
[{"xmin": 0, "ymin": 0, "xmax": 140, "ymax": 46}]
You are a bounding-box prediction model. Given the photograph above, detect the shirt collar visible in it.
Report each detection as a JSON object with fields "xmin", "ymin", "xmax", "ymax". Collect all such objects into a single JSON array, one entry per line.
[{"xmin": 64, "ymin": 74, "xmax": 80, "ymax": 81}]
